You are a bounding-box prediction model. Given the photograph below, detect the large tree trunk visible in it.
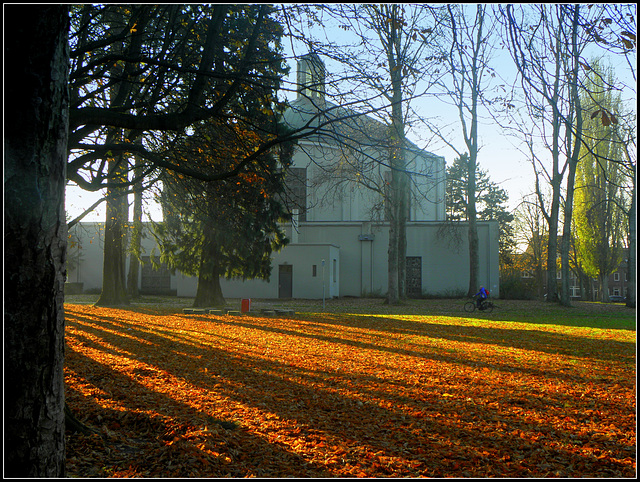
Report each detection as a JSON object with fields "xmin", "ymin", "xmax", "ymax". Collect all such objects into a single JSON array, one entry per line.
[
  {"xmin": 193, "ymin": 229, "xmax": 226, "ymax": 307},
  {"xmin": 467, "ymin": 146, "xmax": 479, "ymax": 297},
  {"xmin": 4, "ymin": 5, "xmax": 69, "ymax": 477},
  {"xmin": 626, "ymin": 165, "xmax": 636, "ymax": 309},
  {"xmin": 194, "ymin": 269, "xmax": 226, "ymax": 308},
  {"xmin": 96, "ymin": 150, "xmax": 130, "ymax": 306},
  {"xmin": 127, "ymin": 157, "xmax": 144, "ymax": 298}
]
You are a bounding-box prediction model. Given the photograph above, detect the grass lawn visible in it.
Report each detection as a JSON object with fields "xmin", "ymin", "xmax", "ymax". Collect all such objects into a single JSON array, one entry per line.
[{"xmin": 64, "ymin": 296, "xmax": 636, "ymax": 477}]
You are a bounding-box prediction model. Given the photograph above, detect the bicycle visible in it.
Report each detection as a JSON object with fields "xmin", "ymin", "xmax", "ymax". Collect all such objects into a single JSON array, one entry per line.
[{"xmin": 464, "ymin": 296, "xmax": 494, "ymax": 313}]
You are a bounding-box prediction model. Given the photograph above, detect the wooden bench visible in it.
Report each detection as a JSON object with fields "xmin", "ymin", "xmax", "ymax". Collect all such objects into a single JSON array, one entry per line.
[
  {"xmin": 275, "ymin": 309, "xmax": 296, "ymax": 316},
  {"xmin": 182, "ymin": 308, "xmax": 208, "ymax": 314}
]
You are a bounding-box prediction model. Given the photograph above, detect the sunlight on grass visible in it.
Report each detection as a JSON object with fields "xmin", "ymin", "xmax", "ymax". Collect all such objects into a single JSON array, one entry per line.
[{"xmin": 64, "ymin": 304, "xmax": 636, "ymax": 478}]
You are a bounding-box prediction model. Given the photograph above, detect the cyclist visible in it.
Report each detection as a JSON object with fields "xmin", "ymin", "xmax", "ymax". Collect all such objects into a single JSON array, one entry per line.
[{"xmin": 475, "ymin": 286, "xmax": 489, "ymax": 309}]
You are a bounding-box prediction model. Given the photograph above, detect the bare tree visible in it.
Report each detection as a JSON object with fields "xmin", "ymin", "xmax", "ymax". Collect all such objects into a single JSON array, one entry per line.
[
  {"xmin": 512, "ymin": 194, "xmax": 550, "ymax": 300},
  {"xmin": 424, "ymin": 4, "xmax": 496, "ymax": 296},
  {"xmin": 283, "ymin": 4, "xmax": 441, "ymax": 304},
  {"xmin": 558, "ymin": 5, "xmax": 586, "ymax": 306},
  {"xmin": 501, "ymin": 4, "xmax": 596, "ymax": 303}
]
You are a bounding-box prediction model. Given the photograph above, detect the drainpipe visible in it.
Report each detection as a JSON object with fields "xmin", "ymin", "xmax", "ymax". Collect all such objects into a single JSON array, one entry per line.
[
  {"xmin": 322, "ymin": 258, "xmax": 325, "ymax": 310},
  {"xmin": 291, "ymin": 209, "xmax": 299, "ymax": 244}
]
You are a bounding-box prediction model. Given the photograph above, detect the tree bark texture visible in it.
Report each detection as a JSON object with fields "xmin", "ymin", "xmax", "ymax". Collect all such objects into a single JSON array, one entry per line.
[
  {"xmin": 193, "ymin": 229, "xmax": 226, "ymax": 307},
  {"xmin": 127, "ymin": 164, "xmax": 144, "ymax": 298},
  {"xmin": 4, "ymin": 5, "xmax": 69, "ymax": 477},
  {"xmin": 96, "ymin": 150, "xmax": 130, "ymax": 306},
  {"xmin": 386, "ymin": 13, "xmax": 405, "ymax": 305},
  {"xmin": 626, "ymin": 167, "xmax": 636, "ymax": 308}
]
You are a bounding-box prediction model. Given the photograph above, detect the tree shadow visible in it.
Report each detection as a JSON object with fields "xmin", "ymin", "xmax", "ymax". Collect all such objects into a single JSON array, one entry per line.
[
  {"xmin": 65, "ymin": 333, "xmax": 334, "ymax": 477},
  {"xmin": 65, "ymin": 306, "xmax": 635, "ymax": 477},
  {"xmin": 298, "ymin": 312, "xmax": 635, "ymax": 363}
]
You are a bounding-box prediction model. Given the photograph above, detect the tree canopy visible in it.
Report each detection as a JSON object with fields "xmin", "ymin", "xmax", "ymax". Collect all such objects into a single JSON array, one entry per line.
[
  {"xmin": 67, "ymin": 4, "xmax": 295, "ymax": 211},
  {"xmin": 67, "ymin": 4, "xmax": 298, "ymax": 305}
]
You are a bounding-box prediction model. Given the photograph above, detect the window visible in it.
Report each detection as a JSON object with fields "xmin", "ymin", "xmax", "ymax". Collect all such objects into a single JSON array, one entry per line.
[
  {"xmin": 556, "ymin": 271, "xmax": 562, "ymax": 279},
  {"xmin": 614, "ymin": 272, "xmax": 620, "ymax": 281},
  {"xmin": 287, "ymin": 167, "xmax": 307, "ymax": 222},
  {"xmin": 312, "ymin": 265, "xmax": 317, "ymax": 277},
  {"xmin": 522, "ymin": 270, "xmax": 532, "ymax": 279}
]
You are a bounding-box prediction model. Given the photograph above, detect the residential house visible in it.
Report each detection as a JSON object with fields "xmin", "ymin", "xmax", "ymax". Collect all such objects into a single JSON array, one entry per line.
[{"xmin": 514, "ymin": 246, "xmax": 631, "ymax": 301}]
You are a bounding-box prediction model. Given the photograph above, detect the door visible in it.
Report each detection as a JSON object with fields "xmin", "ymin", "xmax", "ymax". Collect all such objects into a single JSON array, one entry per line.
[
  {"xmin": 141, "ymin": 256, "xmax": 171, "ymax": 294},
  {"xmin": 278, "ymin": 264, "xmax": 293, "ymax": 299},
  {"xmin": 406, "ymin": 256, "xmax": 422, "ymax": 298}
]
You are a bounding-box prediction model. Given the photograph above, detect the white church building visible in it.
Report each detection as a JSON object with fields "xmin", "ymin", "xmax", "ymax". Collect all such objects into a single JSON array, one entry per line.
[{"xmin": 66, "ymin": 54, "xmax": 500, "ymax": 300}]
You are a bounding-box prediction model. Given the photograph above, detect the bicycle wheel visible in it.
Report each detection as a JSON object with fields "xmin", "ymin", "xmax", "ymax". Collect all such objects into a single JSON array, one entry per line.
[
  {"xmin": 483, "ymin": 301, "xmax": 494, "ymax": 313},
  {"xmin": 464, "ymin": 301, "xmax": 476, "ymax": 313}
]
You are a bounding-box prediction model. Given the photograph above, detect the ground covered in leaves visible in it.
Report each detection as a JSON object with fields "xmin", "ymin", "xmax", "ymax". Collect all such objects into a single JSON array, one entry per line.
[{"xmin": 64, "ymin": 298, "xmax": 636, "ymax": 477}]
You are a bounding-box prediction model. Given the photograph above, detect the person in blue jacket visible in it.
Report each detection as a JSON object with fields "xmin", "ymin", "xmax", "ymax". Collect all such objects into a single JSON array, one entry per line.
[{"xmin": 475, "ymin": 286, "xmax": 489, "ymax": 309}]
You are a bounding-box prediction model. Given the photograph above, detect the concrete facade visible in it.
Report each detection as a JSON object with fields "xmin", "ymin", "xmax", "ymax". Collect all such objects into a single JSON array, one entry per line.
[{"xmin": 67, "ymin": 219, "xmax": 499, "ymax": 299}]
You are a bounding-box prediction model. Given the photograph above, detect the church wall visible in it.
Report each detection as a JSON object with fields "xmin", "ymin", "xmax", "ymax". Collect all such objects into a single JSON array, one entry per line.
[
  {"xmin": 408, "ymin": 221, "xmax": 499, "ymax": 296},
  {"xmin": 67, "ymin": 219, "xmax": 499, "ymax": 300},
  {"xmin": 290, "ymin": 141, "xmax": 446, "ymax": 224},
  {"xmin": 214, "ymin": 244, "xmax": 339, "ymax": 300},
  {"xmin": 67, "ymin": 223, "xmax": 106, "ymax": 293}
]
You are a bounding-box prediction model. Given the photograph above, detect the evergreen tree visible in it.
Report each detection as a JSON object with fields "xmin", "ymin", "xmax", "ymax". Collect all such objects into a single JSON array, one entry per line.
[
  {"xmin": 155, "ymin": 120, "xmax": 294, "ymax": 307},
  {"xmin": 147, "ymin": 4, "xmax": 294, "ymax": 307},
  {"xmin": 446, "ymin": 153, "xmax": 515, "ymax": 267}
]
